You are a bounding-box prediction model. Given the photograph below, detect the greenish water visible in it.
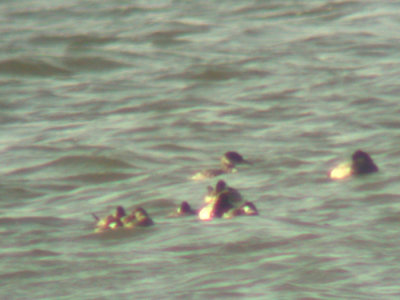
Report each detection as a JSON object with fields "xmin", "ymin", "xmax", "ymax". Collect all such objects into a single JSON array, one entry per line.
[{"xmin": 1, "ymin": 1, "xmax": 400, "ymax": 299}]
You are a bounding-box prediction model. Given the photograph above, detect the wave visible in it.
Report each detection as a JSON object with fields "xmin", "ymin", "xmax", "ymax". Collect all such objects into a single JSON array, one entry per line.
[
  {"xmin": 8, "ymin": 155, "xmax": 136, "ymax": 182},
  {"xmin": 61, "ymin": 56, "xmax": 130, "ymax": 72},
  {"xmin": 0, "ymin": 58, "xmax": 72, "ymax": 77}
]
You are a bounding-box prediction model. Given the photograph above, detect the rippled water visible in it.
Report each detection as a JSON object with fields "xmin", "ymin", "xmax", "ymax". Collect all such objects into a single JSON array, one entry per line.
[{"xmin": 1, "ymin": 0, "xmax": 400, "ymax": 299}]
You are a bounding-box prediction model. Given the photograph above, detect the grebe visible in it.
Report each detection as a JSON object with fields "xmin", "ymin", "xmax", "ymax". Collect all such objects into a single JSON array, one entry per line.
[{"xmin": 192, "ymin": 151, "xmax": 251, "ymax": 180}]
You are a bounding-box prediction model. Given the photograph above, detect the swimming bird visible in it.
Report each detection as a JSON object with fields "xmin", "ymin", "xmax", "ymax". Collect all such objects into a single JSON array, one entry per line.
[
  {"xmin": 192, "ymin": 151, "xmax": 251, "ymax": 180},
  {"xmin": 204, "ymin": 179, "xmax": 242, "ymax": 204},
  {"xmin": 198, "ymin": 193, "xmax": 259, "ymax": 220},
  {"xmin": 114, "ymin": 206, "xmax": 127, "ymax": 219},
  {"xmin": 198, "ymin": 179, "xmax": 258, "ymax": 220},
  {"xmin": 94, "ymin": 206, "xmax": 153, "ymax": 232},
  {"xmin": 168, "ymin": 201, "xmax": 197, "ymax": 218},
  {"xmin": 198, "ymin": 193, "xmax": 234, "ymax": 220},
  {"xmin": 330, "ymin": 149, "xmax": 378, "ymax": 180},
  {"xmin": 93, "ymin": 206, "xmax": 126, "ymax": 232},
  {"xmin": 178, "ymin": 201, "xmax": 197, "ymax": 215},
  {"xmin": 233, "ymin": 201, "xmax": 259, "ymax": 217},
  {"xmin": 351, "ymin": 150, "xmax": 378, "ymax": 174},
  {"xmin": 122, "ymin": 207, "xmax": 154, "ymax": 228}
]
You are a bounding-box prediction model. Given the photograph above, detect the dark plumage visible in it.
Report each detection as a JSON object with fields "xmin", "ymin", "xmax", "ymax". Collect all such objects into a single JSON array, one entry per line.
[
  {"xmin": 192, "ymin": 151, "xmax": 250, "ymax": 180},
  {"xmin": 177, "ymin": 201, "xmax": 196, "ymax": 215},
  {"xmin": 212, "ymin": 193, "xmax": 234, "ymax": 218},
  {"xmin": 351, "ymin": 150, "xmax": 378, "ymax": 174}
]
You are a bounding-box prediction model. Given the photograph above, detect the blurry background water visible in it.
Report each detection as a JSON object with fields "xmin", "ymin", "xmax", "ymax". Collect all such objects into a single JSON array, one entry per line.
[{"xmin": 1, "ymin": 0, "xmax": 400, "ymax": 299}]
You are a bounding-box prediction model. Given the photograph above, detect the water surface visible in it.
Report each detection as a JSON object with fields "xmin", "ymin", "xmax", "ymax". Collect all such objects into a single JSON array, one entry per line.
[{"xmin": 1, "ymin": 1, "xmax": 400, "ymax": 299}]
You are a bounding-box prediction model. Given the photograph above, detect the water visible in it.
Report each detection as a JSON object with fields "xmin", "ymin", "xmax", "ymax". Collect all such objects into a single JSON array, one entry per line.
[{"xmin": 1, "ymin": 0, "xmax": 400, "ymax": 299}]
